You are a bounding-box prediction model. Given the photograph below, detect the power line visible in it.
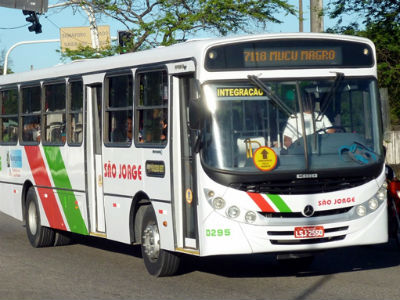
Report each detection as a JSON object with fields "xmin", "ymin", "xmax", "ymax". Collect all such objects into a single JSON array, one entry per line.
[
  {"xmin": 44, "ymin": 15, "xmax": 90, "ymax": 45},
  {"xmin": 0, "ymin": 24, "xmax": 28, "ymax": 30}
]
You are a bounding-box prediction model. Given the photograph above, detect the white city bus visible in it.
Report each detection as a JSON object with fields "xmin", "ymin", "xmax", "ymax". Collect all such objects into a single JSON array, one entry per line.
[{"xmin": 0, "ymin": 33, "xmax": 388, "ymax": 276}]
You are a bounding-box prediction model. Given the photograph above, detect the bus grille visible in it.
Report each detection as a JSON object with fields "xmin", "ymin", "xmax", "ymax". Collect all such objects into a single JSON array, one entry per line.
[
  {"xmin": 267, "ymin": 226, "xmax": 349, "ymax": 236},
  {"xmin": 270, "ymin": 235, "xmax": 346, "ymax": 245},
  {"xmin": 268, "ymin": 226, "xmax": 348, "ymax": 245},
  {"xmin": 231, "ymin": 176, "xmax": 371, "ymax": 194},
  {"xmin": 260, "ymin": 207, "xmax": 352, "ymax": 218}
]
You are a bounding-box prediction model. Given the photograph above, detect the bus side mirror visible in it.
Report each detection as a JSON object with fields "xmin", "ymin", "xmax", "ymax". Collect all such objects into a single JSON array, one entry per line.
[{"xmin": 188, "ymin": 99, "xmax": 204, "ymax": 130}]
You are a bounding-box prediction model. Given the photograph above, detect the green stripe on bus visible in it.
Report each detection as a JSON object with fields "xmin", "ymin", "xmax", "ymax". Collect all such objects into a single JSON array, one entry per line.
[
  {"xmin": 266, "ymin": 194, "xmax": 292, "ymax": 212},
  {"xmin": 43, "ymin": 146, "xmax": 88, "ymax": 235}
]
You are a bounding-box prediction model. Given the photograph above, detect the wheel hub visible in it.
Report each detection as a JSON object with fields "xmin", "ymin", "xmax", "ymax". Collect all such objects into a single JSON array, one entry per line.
[
  {"xmin": 28, "ymin": 201, "xmax": 37, "ymax": 235},
  {"xmin": 142, "ymin": 224, "xmax": 160, "ymax": 261}
]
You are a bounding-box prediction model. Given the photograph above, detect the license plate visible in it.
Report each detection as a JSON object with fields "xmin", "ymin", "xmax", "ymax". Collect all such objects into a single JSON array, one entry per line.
[{"xmin": 294, "ymin": 226, "xmax": 325, "ymax": 238}]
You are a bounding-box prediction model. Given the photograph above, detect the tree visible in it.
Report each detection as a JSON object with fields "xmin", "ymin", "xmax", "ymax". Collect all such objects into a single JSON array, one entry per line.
[
  {"xmin": 327, "ymin": 0, "xmax": 400, "ymax": 127},
  {"xmin": 0, "ymin": 48, "xmax": 13, "ymax": 75},
  {"xmin": 328, "ymin": 0, "xmax": 400, "ymax": 29},
  {"xmin": 60, "ymin": 0, "xmax": 295, "ymax": 58}
]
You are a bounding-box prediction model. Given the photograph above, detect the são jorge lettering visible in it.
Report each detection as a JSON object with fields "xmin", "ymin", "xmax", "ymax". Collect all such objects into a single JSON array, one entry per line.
[
  {"xmin": 104, "ymin": 161, "xmax": 142, "ymax": 180},
  {"xmin": 318, "ymin": 197, "xmax": 355, "ymax": 207}
]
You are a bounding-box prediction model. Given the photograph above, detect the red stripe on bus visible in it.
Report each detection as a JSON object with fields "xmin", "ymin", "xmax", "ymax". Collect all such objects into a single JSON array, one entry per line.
[
  {"xmin": 247, "ymin": 192, "xmax": 275, "ymax": 212},
  {"xmin": 24, "ymin": 146, "xmax": 67, "ymax": 231}
]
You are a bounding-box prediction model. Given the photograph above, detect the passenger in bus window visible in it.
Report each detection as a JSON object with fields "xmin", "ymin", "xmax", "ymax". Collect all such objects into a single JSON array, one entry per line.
[
  {"xmin": 160, "ymin": 119, "xmax": 167, "ymax": 142},
  {"xmin": 144, "ymin": 109, "xmax": 162, "ymax": 143},
  {"xmin": 23, "ymin": 121, "xmax": 41, "ymax": 142},
  {"xmin": 138, "ymin": 118, "xmax": 144, "ymax": 143},
  {"xmin": 111, "ymin": 116, "xmax": 132, "ymax": 142},
  {"xmin": 283, "ymin": 93, "xmax": 334, "ymax": 149},
  {"xmin": 127, "ymin": 117, "xmax": 133, "ymax": 141}
]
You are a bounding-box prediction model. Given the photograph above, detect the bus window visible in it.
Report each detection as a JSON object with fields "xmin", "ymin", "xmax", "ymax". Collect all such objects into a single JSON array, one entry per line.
[
  {"xmin": 0, "ymin": 88, "xmax": 18, "ymax": 144},
  {"xmin": 68, "ymin": 80, "xmax": 83, "ymax": 145},
  {"xmin": 44, "ymin": 82, "xmax": 66, "ymax": 145},
  {"xmin": 136, "ymin": 70, "xmax": 168, "ymax": 145},
  {"xmin": 105, "ymin": 74, "xmax": 133, "ymax": 145},
  {"xmin": 21, "ymin": 85, "xmax": 41, "ymax": 143}
]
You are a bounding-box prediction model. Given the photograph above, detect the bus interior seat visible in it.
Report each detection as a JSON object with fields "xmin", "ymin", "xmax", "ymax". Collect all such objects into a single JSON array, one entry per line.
[
  {"xmin": 73, "ymin": 123, "xmax": 83, "ymax": 142},
  {"xmin": 48, "ymin": 122, "xmax": 64, "ymax": 142}
]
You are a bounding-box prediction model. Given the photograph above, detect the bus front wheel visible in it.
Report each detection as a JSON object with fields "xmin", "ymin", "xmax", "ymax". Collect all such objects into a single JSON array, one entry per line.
[
  {"xmin": 25, "ymin": 187, "xmax": 55, "ymax": 248},
  {"xmin": 141, "ymin": 205, "xmax": 180, "ymax": 277}
]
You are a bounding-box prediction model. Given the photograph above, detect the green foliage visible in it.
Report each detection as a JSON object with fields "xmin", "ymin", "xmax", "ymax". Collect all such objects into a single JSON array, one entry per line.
[
  {"xmin": 0, "ymin": 49, "xmax": 13, "ymax": 75},
  {"xmin": 327, "ymin": 0, "xmax": 400, "ymax": 127},
  {"xmin": 57, "ymin": 45, "xmax": 116, "ymax": 61}
]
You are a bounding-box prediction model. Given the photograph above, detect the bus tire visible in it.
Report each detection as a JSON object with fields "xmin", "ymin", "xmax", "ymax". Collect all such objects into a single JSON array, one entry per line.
[
  {"xmin": 54, "ymin": 230, "xmax": 73, "ymax": 246},
  {"xmin": 141, "ymin": 205, "xmax": 180, "ymax": 277},
  {"xmin": 25, "ymin": 187, "xmax": 55, "ymax": 248}
]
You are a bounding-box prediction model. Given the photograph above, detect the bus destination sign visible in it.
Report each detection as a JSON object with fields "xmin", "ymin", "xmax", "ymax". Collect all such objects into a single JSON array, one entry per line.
[
  {"xmin": 243, "ymin": 47, "xmax": 342, "ymax": 67},
  {"xmin": 205, "ymin": 39, "xmax": 374, "ymax": 71}
]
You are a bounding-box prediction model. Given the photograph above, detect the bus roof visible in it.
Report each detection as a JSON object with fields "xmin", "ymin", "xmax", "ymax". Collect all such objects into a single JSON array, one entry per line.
[{"xmin": 0, "ymin": 32, "xmax": 373, "ymax": 86}]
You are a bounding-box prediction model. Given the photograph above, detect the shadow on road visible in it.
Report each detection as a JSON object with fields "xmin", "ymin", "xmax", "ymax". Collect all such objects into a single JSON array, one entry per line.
[
  {"xmin": 69, "ymin": 231, "xmax": 400, "ymax": 278},
  {"xmin": 179, "ymin": 240, "xmax": 400, "ymax": 278}
]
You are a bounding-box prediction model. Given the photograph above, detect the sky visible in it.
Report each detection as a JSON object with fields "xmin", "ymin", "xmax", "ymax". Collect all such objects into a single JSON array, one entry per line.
[{"xmin": 0, "ymin": 0, "xmax": 341, "ymax": 74}]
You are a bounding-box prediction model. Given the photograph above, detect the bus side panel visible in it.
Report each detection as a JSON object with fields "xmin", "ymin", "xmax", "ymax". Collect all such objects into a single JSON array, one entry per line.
[
  {"xmin": 151, "ymin": 201, "xmax": 175, "ymax": 251},
  {"xmin": 0, "ymin": 147, "xmax": 24, "ymax": 221},
  {"xmin": 102, "ymin": 147, "xmax": 144, "ymax": 242},
  {"xmin": 0, "ymin": 183, "xmax": 23, "ymax": 220},
  {"xmin": 63, "ymin": 146, "xmax": 88, "ymax": 234},
  {"xmin": 11, "ymin": 184, "xmax": 23, "ymax": 220},
  {"xmin": 104, "ymin": 195, "xmax": 132, "ymax": 243},
  {"xmin": 23, "ymin": 145, "xmax": 89, "ymax": 234}
]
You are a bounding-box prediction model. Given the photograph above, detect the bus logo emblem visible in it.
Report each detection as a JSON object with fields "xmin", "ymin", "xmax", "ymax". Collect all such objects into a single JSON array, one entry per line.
[{"xmin": 303, "ymin": 205, "xmax": 315, "ymax": 217}]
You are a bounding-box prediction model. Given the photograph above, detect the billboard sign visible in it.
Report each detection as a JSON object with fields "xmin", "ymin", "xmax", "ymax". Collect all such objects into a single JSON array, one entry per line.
[{"xmin": 60, "ymin": 26, "xmax": 111, "ymax": 52}]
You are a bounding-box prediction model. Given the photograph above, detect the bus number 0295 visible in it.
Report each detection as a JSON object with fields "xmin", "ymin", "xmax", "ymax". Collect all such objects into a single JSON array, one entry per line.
[{"xmin": 206, "ymin": 229, "xmax": 231, "ymax": 237}]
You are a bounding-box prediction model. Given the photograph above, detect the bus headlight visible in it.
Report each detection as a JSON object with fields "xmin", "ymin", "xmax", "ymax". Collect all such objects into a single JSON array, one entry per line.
[
  {"xmin": 376, "ymin": 189, "xmax": 386, "ymax": 201},
  {"xmin": 245, "ymin": 211, "xmax": 257, "ymax": 223},
  {"xmin": 368, "ymin": 198, "xmax": 379, "ymax": 210},
  {"xmin": 356, "ymin": 205, "xmax": 367, "ymax": 217},
  {"xmin": 212, "ymin": 197, "xmax": 226, "ymax": 210},
  {"xmin": 227, "ymin": 206, "xmax": 240, "ymax": 218}
]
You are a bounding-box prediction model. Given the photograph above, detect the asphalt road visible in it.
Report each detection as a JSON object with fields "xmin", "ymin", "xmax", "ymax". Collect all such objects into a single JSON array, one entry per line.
[{"xmin": 1, "ymin": 211, "xmax": 400, "ymax": 300}]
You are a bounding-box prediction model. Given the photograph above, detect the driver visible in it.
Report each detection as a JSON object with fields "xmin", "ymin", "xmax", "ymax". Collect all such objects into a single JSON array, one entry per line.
[{"xmin": 283, "ymin": 93, "xmax": 334, "ymax": 149}]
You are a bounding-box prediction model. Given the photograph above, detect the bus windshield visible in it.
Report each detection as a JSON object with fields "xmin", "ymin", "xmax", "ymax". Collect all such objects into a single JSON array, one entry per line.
[{"xmin": 201, "ymin": 78, "xmax": 383, "ymax": 174}]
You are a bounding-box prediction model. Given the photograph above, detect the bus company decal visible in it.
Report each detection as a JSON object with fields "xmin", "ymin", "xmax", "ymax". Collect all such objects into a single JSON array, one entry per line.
[
  {"xmin": 24, "ymin": 146, "xmax": 88, "ymax": 235},
  {"xmin": 8, "ymin": 149, "xmax": 22, "ymax": 177},
  {"xmin": 103, "ymin": 161, "xmax": 142, "ymax": 180},
  {"xmin": 318, "ymin": 197, "xmax": 355, "ymax": 207},
  {"xmin": 24, "ymin": 146, "xmax": 67, "ymax": 231},
  {"xmin": 247, "ymin": 192, "xmax": 292, "ymax": 213}
]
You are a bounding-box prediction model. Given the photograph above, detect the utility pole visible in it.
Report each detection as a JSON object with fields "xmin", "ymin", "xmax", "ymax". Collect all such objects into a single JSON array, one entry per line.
[
  {"xmin": 299, "ymin": 0, "xmax": 303, "ymax": 32},
  {"xmin": 310, "ymin": 0, "xmax": 323, "ymax": 32},
  {"xmin": 3, "ymin": 39, "xmax": 60, "ymax": 75}
]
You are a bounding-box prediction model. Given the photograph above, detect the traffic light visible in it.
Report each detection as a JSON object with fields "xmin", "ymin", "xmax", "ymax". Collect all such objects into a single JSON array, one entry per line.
[
  {"xmin": 23, "ymin": 10, "xmax": 42, "ymax": 34},
  {"xmin": 118, "ymin": 31, "xmax": 133, "ymax": 53}
]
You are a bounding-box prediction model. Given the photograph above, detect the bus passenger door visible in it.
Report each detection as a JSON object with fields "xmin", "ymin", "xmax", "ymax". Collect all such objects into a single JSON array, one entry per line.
[
  {"xmin": 171, "ymin": 71, "xmax": 199, "ymax": 251},
  {"xmin": 85, "ymin": 83, "xmax": 106, "ymax": 233}
]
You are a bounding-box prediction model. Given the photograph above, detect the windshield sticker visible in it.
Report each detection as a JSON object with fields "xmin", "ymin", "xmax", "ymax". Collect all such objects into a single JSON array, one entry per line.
[
  {"xmin": 186, "ymin": 188, "xmax": 193, "ymax": 204},
  {"xmin": 252, "ymin": 146, "xmax": 277, "ymax": 171}
]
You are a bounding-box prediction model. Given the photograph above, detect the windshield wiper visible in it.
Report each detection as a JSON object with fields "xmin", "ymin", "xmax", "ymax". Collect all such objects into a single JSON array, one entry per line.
[
  {"xmin": 248, "ymin": 75, "xmax": 294, "ymax": 117},
  {"xmin": 316, "ymin": 72, "xmax": 345, "ymax": 121}
]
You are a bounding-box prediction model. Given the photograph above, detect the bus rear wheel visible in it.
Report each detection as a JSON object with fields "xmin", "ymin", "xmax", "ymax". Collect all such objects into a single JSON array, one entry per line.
[
  {"xmin": 25, "ymin": 187, "xmax": 55, "ymax": 247},
  {"xmin": 141, "ymin": 205, "xmax": 180, "ymax": 277}
]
